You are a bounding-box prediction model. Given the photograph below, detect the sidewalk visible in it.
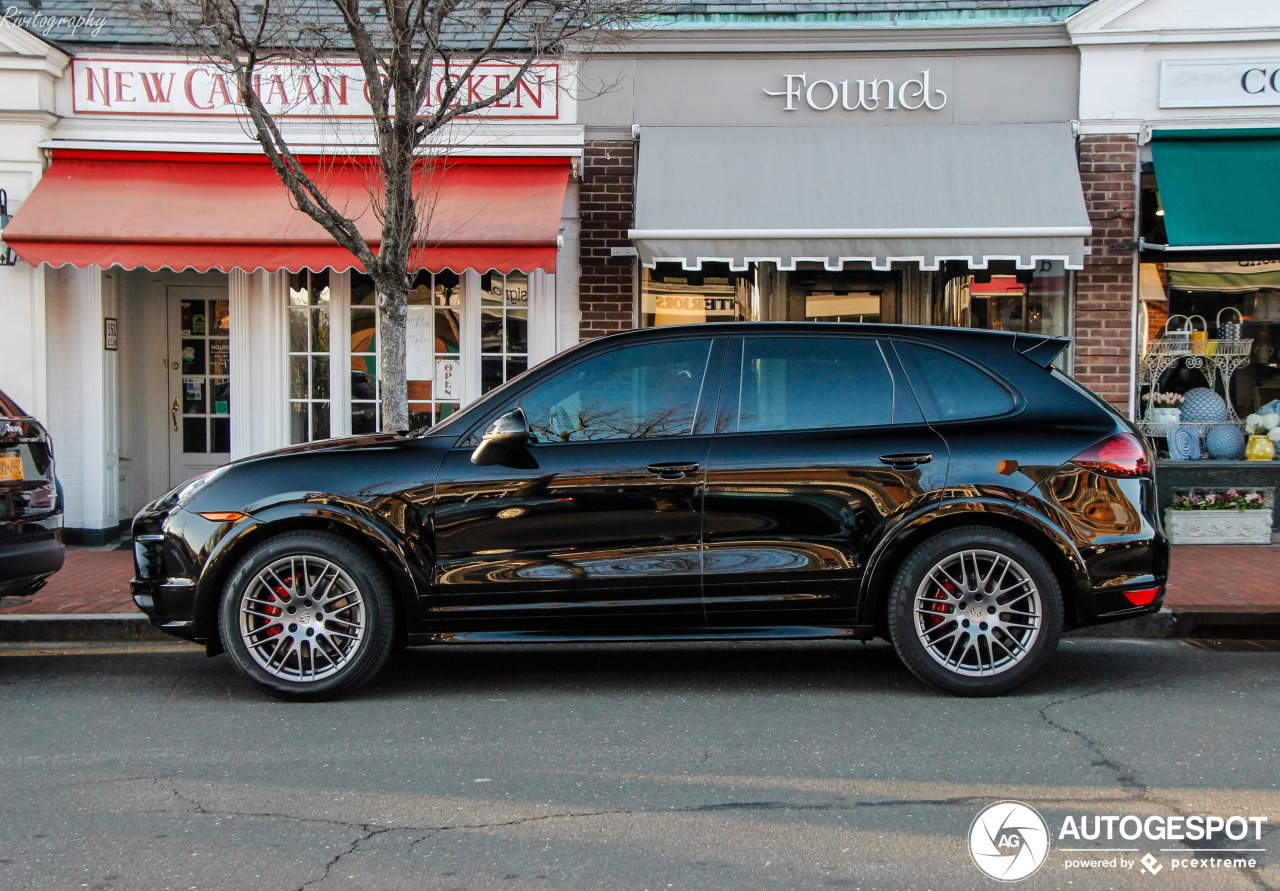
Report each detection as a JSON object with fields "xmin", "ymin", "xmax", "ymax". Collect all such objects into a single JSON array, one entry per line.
[{"xmin": 1, "ymin": 541, "xmax": 1278, "ymax": 638}]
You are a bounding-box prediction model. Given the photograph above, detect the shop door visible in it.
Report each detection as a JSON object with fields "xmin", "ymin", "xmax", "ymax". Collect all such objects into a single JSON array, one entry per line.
[{"xmin": 168, "ymin": 285, "xmax": 231, "ymax": 488}]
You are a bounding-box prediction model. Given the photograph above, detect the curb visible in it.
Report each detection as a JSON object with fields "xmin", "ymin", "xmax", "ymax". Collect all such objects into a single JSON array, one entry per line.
[
  {"xmin": 1175, "ymin": 610, "xmax": 1280, "ymax": 640},
  {"xmin": 0, "ymin": 614, "xmax": 169, "ymax": 642},
  {"xmin": 1066, "ymin": 608, "xmax": 1176, "ymax": 639}
]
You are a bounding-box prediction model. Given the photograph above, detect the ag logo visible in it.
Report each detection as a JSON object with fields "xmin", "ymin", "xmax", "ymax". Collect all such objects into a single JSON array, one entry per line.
[{"xmin": 968, "ymin": 801, "xmax": 1050, "ymax": 882}]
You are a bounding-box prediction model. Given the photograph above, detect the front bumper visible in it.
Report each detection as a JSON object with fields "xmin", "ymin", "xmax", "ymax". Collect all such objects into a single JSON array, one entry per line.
[
  {"xmin": 131, "ymin": 577, "xmax": 200, "ymax": 639},
  {"xmin": 130, "ymin": 507, "xmax": 222, "ymax": 641}
]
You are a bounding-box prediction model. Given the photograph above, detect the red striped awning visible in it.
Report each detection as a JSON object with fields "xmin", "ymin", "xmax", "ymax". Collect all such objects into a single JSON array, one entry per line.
[{"xmin": 2, "ymin": 151, "xmax": 570, "ymax": 274}]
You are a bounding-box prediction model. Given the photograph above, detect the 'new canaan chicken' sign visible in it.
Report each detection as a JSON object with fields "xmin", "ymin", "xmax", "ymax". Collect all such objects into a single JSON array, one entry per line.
[{"xmin": 71, "ymin": 57, "xmax": 560, "ymax": 119}]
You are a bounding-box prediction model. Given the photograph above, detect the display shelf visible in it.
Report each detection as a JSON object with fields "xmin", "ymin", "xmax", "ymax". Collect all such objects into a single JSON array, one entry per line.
[{"xmin": 1138, "ymin": 338, "xmax": 1253, "ymax": 439}]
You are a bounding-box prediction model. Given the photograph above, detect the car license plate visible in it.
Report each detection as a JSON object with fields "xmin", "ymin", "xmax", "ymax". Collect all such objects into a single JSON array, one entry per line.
[{"xmin": 0, "ymin": 454, "xmax": 21, "ymax": 481}]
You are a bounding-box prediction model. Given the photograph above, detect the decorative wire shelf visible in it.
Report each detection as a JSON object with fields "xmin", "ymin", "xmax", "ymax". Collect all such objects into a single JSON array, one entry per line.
[
  {"xmin": 1137, "ymin": 418, "xmax": 1246, "ymax": 436},
  {"xmin": 1138, "ymin": 338, "xmax": 1254, "ymax": 440}
]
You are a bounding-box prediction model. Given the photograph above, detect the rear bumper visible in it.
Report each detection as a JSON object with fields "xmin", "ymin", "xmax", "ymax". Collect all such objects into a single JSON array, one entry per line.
[
  {"xmin": 0, "ymin": 527, "xmax": 64, "ymax": 597},
  {"xmin": 1085, "ymin": 581, "xmax": 1166, "ymax": 625}
]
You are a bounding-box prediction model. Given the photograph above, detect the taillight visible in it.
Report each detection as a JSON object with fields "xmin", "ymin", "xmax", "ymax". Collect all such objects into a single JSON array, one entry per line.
[
  {"xmin": 1070, "ymin": 433, "xmax": 1150, "ymax": 478},
  {"xmin": 1124, "ymin": 587, "xmax": 1162, "ymax": 606}
]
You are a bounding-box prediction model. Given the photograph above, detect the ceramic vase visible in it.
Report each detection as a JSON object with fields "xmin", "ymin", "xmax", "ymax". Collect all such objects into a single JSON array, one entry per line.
[{"xmin": 1245, "ymin": 434, "xmax": 1276, "ymax": 462}]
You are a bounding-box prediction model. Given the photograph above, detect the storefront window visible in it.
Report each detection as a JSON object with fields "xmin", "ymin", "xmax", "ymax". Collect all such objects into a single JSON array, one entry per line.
[
  {"xmin": 642, "ymin": 263, "xmax": 751, "ymax": 326},
  {"xmin": 479, "ymin": 270, "xmax": 529, "ymax": 395},
  {"xmin": 414, "ymin": 270, "xmax": 462, "ymax": 428},
  {"xmin": 350, "ymin": 270, "xmax": 463, "ymax": 432},
  {"xmin": 1141, "ymin": 260, "xmax": 1280, "ymax": 417},
  {"xmin": 288, "ymin": 270, "xmax": 331, "ymax": 444},
  {"xmin": 936, "ymin": 261, "xmax": 1070, "ymax": 338}
]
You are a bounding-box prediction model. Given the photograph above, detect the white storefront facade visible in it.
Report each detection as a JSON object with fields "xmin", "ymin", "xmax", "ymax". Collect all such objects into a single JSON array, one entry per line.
[
  {"xmin": 1069, "ymin": 0, "xmax": 1280, "ymax": 509},
  {"xmin": 1, "ymin": 34, "xmax": 586, "ymax": 543}
]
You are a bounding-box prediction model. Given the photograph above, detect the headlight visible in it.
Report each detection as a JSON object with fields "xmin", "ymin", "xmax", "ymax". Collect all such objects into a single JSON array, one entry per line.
[{"xmin": 154, "ymin": 465, "xmax": 233, "ymax": 511}]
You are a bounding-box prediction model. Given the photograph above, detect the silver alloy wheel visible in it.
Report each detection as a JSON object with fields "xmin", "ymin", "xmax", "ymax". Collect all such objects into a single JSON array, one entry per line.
[
  {"xmin": 237, "ymin": 555, "xmax": 367, "ymax": 683},
  {"xmin": 912, "ymin": 548, "xmax": 1042, "ymax": 677}
]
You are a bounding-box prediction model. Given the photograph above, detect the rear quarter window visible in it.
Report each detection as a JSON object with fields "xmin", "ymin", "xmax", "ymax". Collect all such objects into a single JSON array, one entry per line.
[{"xmin": 894, "ymin": 341, "xmax": 1016, "ymax": 422}]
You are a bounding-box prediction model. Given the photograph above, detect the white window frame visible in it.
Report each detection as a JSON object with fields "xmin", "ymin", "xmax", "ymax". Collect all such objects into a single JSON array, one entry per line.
[{"xmin": 280, "ymin": 266, "xmax": 554, "ymax": 437}]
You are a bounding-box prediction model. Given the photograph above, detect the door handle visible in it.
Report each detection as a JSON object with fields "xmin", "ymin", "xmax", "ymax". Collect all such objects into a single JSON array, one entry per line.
[
  {"xmin": 170, "ymin": 398, "xmax": 179, "ymax": 432},
  {"xmin": 646, "ymin": 461, "xmax": 700, "ymax": 479},
  {"xmin": 879, "ymin": 452, "xmax": 932, "ymax": 469}
]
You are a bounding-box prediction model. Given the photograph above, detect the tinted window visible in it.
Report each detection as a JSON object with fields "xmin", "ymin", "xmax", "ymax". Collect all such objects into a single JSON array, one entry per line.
[
  {"xmin": 895, "ymin": 341, "xmax": 1015, "ymax": 421},
  {"xmin": 735, "ymin": 337, "xmax": 893, "ymax": 432},
  {"xmin": 518, "ymin": 339, "xmax": 711, "ymax": 442}
]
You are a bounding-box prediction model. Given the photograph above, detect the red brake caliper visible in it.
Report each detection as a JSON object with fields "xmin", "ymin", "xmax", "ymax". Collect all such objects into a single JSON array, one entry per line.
[
  {"xmin": 923, "ymin": 580, "xmax": 954, "ymax": 628},
  {"xmin": 260, "ymin": 576, "xmax": 289, "ymax": 636}
]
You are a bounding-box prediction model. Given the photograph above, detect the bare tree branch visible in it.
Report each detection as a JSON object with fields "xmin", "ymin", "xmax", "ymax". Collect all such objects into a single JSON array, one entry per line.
[{"xmin": 140, "ymin": 0, "xmax": 676, "ymax": 432}]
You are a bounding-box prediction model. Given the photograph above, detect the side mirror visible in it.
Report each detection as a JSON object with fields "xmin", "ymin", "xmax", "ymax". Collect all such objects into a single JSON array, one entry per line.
[{"xmin": 470, "ymin": 408, "xmax": 530, "ymax": 466}]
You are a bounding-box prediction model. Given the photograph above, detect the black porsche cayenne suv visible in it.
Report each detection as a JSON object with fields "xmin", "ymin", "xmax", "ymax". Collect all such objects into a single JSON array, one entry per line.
[{"xmin": 132, "ymin": 324, "xmax": 1168, "ymax": 700}]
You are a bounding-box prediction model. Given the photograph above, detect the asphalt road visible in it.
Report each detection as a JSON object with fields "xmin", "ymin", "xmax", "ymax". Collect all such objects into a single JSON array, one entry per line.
[{"xmin": 0, "ymin": 638, "xmax": 1277, "ymax": 891}]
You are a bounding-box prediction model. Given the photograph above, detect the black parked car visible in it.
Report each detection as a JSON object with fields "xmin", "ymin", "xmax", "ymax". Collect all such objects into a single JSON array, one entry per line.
[
  {"xmin": 132, "ymin": 324, "xmax": 1167, "ymax": 699},
  {"xmin": 0, "ymin": 389, "xmax": 64, "ymax": 597}
]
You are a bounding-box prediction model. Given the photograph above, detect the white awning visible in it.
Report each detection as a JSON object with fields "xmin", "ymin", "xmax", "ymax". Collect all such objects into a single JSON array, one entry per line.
[{"xmin": 628, "ymin": 123, "xmax": 1091, "ymax": 271}]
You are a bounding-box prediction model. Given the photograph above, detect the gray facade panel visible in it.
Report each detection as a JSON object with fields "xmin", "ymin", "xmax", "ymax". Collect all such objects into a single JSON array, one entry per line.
[{"xmin": 581, "ymin": 50, "xmax": 1078, "ymax": 129}]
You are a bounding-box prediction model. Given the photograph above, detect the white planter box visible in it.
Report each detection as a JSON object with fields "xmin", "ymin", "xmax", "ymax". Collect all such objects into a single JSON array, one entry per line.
[{"xmin": 1165, "ymin": 509, "xmax": 1274, "ymax": 545}]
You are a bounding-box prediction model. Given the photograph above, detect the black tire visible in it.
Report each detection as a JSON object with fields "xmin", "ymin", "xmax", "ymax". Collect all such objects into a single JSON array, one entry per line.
[
  {"xmin": 219, "ymin": 531, "xmax": 395, "ymax": 701},
  {"xmin": 887, "ymin": 526, "xmax": 1063, "ymax": 696}
]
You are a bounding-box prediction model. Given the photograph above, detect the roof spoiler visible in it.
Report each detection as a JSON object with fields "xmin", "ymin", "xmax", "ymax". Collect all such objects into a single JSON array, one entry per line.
[{"xmin": 1014, "ymin": 334, "xmax": 1071, "ymax": 368}]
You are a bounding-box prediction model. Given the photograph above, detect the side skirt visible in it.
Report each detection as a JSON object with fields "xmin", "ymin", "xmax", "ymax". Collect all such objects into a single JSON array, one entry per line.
[{"xmin": 406, "ymin": 625, "xmax": 876, "ymax": 645}]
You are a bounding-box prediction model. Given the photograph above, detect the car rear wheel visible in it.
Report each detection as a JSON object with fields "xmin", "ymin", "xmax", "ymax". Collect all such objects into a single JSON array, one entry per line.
[
  {"xmin": 887, "ymin": 527, "xmax": 1063, "ymax": 696},
  {"xmin": 219, "ymin": 531, "xmax": 395, "ymax": 701}
]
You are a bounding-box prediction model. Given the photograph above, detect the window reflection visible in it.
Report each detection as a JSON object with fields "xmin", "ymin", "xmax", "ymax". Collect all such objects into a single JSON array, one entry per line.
[{"xmin": 519, "ymin": 340, "xmax": 711, "ymax": 442}]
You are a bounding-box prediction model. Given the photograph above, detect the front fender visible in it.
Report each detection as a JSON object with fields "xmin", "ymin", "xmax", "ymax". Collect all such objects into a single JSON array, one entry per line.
[
  {"xmin": 192, "ymin": 498, "xmax": 431, "ymax": 642},
  {"xmin": 855, "ymin": 490, "xmax": 1091, "ymax": 630}
]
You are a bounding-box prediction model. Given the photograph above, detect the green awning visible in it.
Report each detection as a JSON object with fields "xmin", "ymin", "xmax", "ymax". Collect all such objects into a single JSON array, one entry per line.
[
  {"xmin": 1166, "ymin": 260, "xmax": 1280, "ymax": 292},
  {"xmin": 1149, "ymin": 129, "xmax": 1280, "ymax": 251}
]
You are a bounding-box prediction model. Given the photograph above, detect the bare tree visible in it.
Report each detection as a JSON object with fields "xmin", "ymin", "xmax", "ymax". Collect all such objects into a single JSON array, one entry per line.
[{"xmin": 143, "ymin": 0, "xmax": 670, "ymax": 432}]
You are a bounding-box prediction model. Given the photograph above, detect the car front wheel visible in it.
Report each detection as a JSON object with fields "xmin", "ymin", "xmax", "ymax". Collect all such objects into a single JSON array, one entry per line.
[
  {"xmin": 219, "ymin": 531, "xmax": 395, "ymax": 701},
  {"xmin": 887, "ymin": 527, "xmax": 1063, "ymax": 696}
]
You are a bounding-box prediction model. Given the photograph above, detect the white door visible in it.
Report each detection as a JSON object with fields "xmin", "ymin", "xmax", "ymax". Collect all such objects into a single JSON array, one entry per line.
[{"xmin": 168, "ymin": 285, "xmax": 231, "ymax": 487}]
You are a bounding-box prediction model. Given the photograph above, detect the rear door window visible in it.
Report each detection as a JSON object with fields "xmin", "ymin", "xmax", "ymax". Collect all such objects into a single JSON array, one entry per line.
[
  {"xmin": 732, "ymin": 337, "xmax": 895, "ymax": 432},
  {"xmin": 894, "ymin": 341, "xmax": 1016, "ymax": 422}
]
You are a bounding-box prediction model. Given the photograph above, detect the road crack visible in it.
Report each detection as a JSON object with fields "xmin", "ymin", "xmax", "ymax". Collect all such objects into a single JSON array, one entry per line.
[{"xmin": 1036, "ymin": 683, "xmax": 1276, "ymax": 891}]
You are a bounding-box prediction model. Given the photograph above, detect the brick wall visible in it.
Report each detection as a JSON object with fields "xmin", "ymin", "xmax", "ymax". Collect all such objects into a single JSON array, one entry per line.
[
  {"xmin": 578, "ymin": 140, "xmax": 636, "ymax": 340},
  {"xmin": 1074, "ymin": 135, "xmax": 1139, "ymax": 415}
]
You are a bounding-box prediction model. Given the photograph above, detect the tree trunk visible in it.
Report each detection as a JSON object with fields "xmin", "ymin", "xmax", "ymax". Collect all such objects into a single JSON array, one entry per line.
[{"xmin": 376, "ymin": 280, "xmax": 410, "ymax": 432}]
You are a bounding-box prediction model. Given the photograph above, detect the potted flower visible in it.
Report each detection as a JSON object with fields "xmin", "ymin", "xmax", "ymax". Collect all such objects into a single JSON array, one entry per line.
[
  {"xmin": 1165, "ymin": 488, "xmax": 1274, "ymax": 545},
  {"xmin": 1243, "ymin": 412, "xmax": 1280, "ymax": 461},
  {"xmin": 1145, "ymin": 391, "xmax": 1184, "ymax": 438}
]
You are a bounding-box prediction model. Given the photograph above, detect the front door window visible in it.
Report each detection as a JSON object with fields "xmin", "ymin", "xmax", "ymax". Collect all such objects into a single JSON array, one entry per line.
[
  {"xmin": 168, "ymin": 285, "xmax": 231, "ymax": 487},
  {"xmin": 518, "ymin": 339, "xmax": 711, "ymax": 442}
]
